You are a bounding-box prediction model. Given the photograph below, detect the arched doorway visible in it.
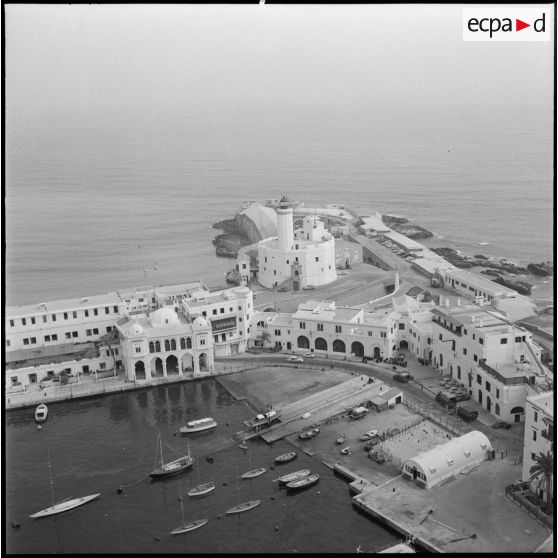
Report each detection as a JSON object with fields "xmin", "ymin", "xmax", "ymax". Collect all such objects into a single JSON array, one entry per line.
[
  {"xmin": 199, "ymin": 353, "xmax": 208, "ymax": 372},
  {"xmin": 495, "ymin": 403, "xmax": 500, "ymax": 416},
  {"xmin": 152, "ymin": 357, "xmax": 163, "ymax": 377},
  {"xmin": 373, "ymin": 347, "xmax": 381, "ymax": 360},
  {"xmin": 135, "ymin": 360, "xmax": 146, "ymax": 380},
  {"xmin": 297, "ymin": 336, "xmax": 310, "ymax": 349},
  {"xmin": 486, "ymin": 396, "xmax": 492, "ymax": 413},
  {"xmin": 478, "ymin": 390, "xmax": 483, "ymax": 405},
  {"xmin": 315, "ymin": 337, "xmax": 328, "ymax": 351},
  {"xmin": 511, "ymin": 406, "xmax": 524, "ymax": 423},
  {"xmin": 399, "ymin": 340, "xmax": 409, "ymax": 350},
  {"xmin": 286, "ymin": 342, "xmax": 292, "ymax": 350},
  {"xmin": 333, "ymin": 339, "xmax": 346, "ymax": 353},
  {"xmin": 351, "ymin": 341, "xmax": 364, "ymax": 357},
  {"xmin": 166, "ymin": 354, "xmax": 179, "ymax": 375},
  {"xmin": 182, "ymin": 353, "xmax": 194, "ymax": 372}
]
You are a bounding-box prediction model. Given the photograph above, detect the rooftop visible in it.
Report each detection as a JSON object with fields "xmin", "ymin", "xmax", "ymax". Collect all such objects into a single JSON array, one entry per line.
[{"xmin": 444, "ymin": 268, "xmax": 516, "ymax": 296}]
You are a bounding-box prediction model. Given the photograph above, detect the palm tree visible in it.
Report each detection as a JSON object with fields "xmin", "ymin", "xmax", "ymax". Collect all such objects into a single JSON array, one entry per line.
[{"xmin": 529, "ymin": 451, "xmax": 553, "ymax": 514}]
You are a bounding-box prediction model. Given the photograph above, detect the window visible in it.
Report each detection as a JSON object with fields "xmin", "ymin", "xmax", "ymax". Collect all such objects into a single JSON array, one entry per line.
[
  {"xmin": 532, "ymin": 430, "xmax": 537, "ymax": 441},
  {"xmin": 473, "ymin": 354, "xmax": 478, "ymax": 362},
  {"xmin": 496, "ymin": 388, "xmax": 500, "ymax": 399},
  {"xmin": 463, "ymin": 348, "xmax": 467, "ymax": 355},
  {"xmin": 439, "ymin": 334, "xmax": 443, "ymax": 341},
  {"xmin": 135, "ymin": 346, "xmax": 141, "ymax": 354},
  {"xmin": 73, "ymin": 311, "xmax": 77, "ymax": 319},
  {"xmin": 500, "ymin": 338, "xmax": 508, "ymax": 345},
  {"xmin": 534, "ymin": 411, "xmax": 538, "ymax": 423},
  {"xmin": 317, "ymin": 323, "xmax": 324, "ymax": 332},
  {"xmin": 265, "ymin": 257, "xmax": 267, "ymax": 263},
  {"xmin": 476, "ymin": 374, "xmax": 482, "ymax": 385},
  {"xmin": 23, "ymin": 338, "xmax": 30, "ymax": 345},
  {"xmin": 22, "ymin": 318, "xmax": 27, "ymax": 326},
  {"xmin": 93, "ymin": 328, "xmax": 99, "ymax": 334},
  {"xmin": 202, "ymin": 311, "xmax": 207, "ymax": 317},
  {"xmin": 299, "ymin": 322, "xmax": 306, "ymax": 329},
  {"xmin": 472, "ymin": 334, "xmax": 475, "ymax": 340},
  {"xmin": 239, "ymin": 317, "xmax": 243, "ymax": 322},
  {"xmin": 221, "ymin": 333, "xmax": 226, "ymax": 342},
  {"xmin": 515, "ymin": 336, "xmax": 522, "ymax": 342},
  {"xmin": 200, "ymin": 338, "xmax": 206, "ymax": 345},
  {"xmin": 84, "ymin": 310, "xmax": 89, "ymax": 317},
  {"xmin": 86, "ymin": 329, "xmax": 92, "ymax": 336},
  {"xmin": 381, "ymin": 332, "xmax": 387, "ymax": 338},
  {"xmin": 485, "ymin": 381, "xmax": 491, "ymax": 392},
  {"xmin": 479, "ymin": 337, "xmax": 484, "ymax": 345},
  {"xmin": 63, "ymin": 313, "xmax": 68, "ymax": 320},
  {"xmin": 106, "ymin": 326, "xmax": 112, "ymax": 332},
  {"xmin": 42, "ymin": 315, "xmax": 47, "ymax": 323},
  {"xmin": 105, "ymin": 307, "xmax": 110, "ymax": 314},
  {"xmin": 72, "ymin": 331, "xmax": 78, "ymax": 338},
  {"xmin": 45, "ymin": 335, "xmax": 51, "ymax": 342},
  {"xmin": 464, "ymin": 328, "xmax": 467, "ymax": 336},
  {"xmin": 65, "ymin": 332, "xmax": 71, "ymax": 339},
  {"xmin": 229, "ymin": 307, "xmax": 233, "ymax": 312},
  {"xmin": 113, "ymin": 306, "xmax": 118, "ymax": 313},
  {"xmin": 214, "ymin": 335, "xmax": 219, "ymax": 342},
  {"xmin": 368, "ymin": 331, "xmax": 373, "ymax": 337},
  {"xmin": 213, "ymin": 309, "xmax": 217, "ymax": 315},
  {"xmin": 30, "ymin": 316, "xmax": 36, "ymax": 324},
  {"xmin": 220, "ymin": 308, "xmax": 225, "ymax": 314},
  {"xmin": 531, "ymin": 452, "xmax": 536, "ymax": 461},
  {"xmin": 335, "ymin": 325, "xmax": 342, "ymax": 333},
  {"xmin": 275, "ymin": 329, "xmax": 281, "ymax": 336},
  {"xmin": 52, "ymin": 334, "xmax": 57, "ymax": 341},
  {"xmin": 94, "ymin": 308, "xmax": 98, "ymax": 316},
  {"xmin": 398, "ymin": 323, "xmax": 405, "ymax": 330},
  {"xmin": 315, "ymin": 257, "xmax": 319, "ymax": 262}
]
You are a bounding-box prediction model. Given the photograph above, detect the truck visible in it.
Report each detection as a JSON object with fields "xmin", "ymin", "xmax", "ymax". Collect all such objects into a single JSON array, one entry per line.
[
  {"xmin": 457, "ymin": 406, "xmax": 478, "ymax": 422},
  {"xmin": 250, "ymin": 410, "xmax": 281, "ymax": 431},
  {"xmin": 436, "ymin": 391, "xmax": 457, "ymax": 409},
  {"xmin": 349, "ymin": 406, "xmax": 369, "ymax": 420}
]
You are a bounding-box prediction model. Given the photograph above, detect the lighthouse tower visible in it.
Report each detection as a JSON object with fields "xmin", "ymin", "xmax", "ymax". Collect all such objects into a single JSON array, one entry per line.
[{"xmin": 276, "ymin": 195, "xmax": 294, "ymax": 251}]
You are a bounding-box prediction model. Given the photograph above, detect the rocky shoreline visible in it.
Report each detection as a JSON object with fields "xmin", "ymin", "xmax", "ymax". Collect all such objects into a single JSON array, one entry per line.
[
  {"xmin": 381, "ymin": 215, "xmax": 433, "ymax": 240},
  {"xmin": 212, "ymin": 218, "xmax": 251, "ymax": 258}
]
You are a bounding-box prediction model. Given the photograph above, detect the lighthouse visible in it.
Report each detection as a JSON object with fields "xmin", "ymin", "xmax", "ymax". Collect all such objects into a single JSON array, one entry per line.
[{"xmin": 276, "ymin": 195, "xmax": 294, "ymax": 251}]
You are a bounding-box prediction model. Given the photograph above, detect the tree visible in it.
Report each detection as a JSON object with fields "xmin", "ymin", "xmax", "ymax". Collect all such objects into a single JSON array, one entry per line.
[
  {"xmin": 529, "ymin": 451, "xmax": 554, "ymax": 514},
  {"xmin": 258, "ymin": 332, "xmax": 271, "ymax": 347}
]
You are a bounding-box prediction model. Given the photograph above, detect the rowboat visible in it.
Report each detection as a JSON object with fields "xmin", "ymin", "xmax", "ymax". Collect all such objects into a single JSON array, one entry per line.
[
  {"xmin": 35, "ymin": 404, "xmax": 48, "ymax": 423},
  {"xmin": 336, "ymin": 434, "xmax": 346, "ymax": 444},
  {"xmin": 180, "ymin": 417, "xmax": 217, "ymax": 434},
  {"xmin": 150, "ymin": 434, "xmax": 193, "ymax": 478},
  {"xmin": 241, "ymin": 467, "xmax": 266, "ymax": 479},
  {"xmin": 187, "ymin": 481, "xmax": 215, "ymax": 497},
  {"xmin": 274, "ymin": 452, "xmax": 297, "ymax": 464},
  {"xmin": 277, "ymin": 469, "xmax": 312, "ymax": 486},
  {"xmin": 340, "ymin": 446, "xmax": 352, "ymax": 455},
  {"xmin": 30, "ymin": 493, "xmax": 100, "ymax": 519},
  {"xmin": 170, "ymin": 518, "xmax": 209, "ymax": 535},
  {"xmin": 360, "ymin": 429, "xmax": 378, "ymax": 441},
  {"xmin": 285, "ymin": 473, "xmax": 320, "ymax": 491},
  {"xmin": 298, "ymin": 426, "xmax": 320, "ymax": 440},
  {"xmin": 225, "ymin": 500, "xmax": 261, "ymax": 515}
]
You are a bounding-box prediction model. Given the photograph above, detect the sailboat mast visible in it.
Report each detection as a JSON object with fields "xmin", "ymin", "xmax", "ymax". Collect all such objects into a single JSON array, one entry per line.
[{"xmin": 47, "ymin": 446, "xmax": 56, "ymax": 506}]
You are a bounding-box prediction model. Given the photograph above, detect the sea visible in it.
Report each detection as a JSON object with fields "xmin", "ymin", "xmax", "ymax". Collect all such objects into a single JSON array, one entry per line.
[{"xmin": 4, "ymin": 102, "xmax": 554, "ymax": 553}]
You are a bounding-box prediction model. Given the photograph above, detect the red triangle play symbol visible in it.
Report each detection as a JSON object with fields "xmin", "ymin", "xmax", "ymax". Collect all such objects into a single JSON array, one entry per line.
[{"xmin": 516, "ymin": 19, "xmax": 530, "ymax": 31}]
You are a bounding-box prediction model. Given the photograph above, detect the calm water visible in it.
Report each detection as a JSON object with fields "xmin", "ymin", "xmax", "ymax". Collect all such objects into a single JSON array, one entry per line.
[
  {"xmin": 5, "ymin": 103, "xmax": 554, "ymax": 307},
  {"xmin": 5, "ymin": 380, "xmax": 398, "ymax": 554}
]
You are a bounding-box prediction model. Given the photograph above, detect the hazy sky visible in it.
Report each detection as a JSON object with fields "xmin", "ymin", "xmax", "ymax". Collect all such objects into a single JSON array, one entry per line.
[{"xmin": 5, "ymin": 4, "xmax": 555, "ymax": 113}]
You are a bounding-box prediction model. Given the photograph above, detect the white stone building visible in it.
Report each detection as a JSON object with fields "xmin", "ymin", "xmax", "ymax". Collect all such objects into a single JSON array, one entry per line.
[
  {"xmin": 257, "ymin": 196, "xmax": 337, "ymax": 291},
  {"xmin": 5, "ymin": 293, "xmax": 123, "ymax": 352},
  {"xmin": 522, "ymin": 391, "xmax": 554, "ymax": 503},
  {"xmin": 117, "ymin": 306, "xmax": 214, "ymax": 381}
]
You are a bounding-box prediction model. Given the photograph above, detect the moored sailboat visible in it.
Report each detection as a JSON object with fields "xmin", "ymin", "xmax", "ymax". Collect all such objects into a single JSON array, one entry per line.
[
  {"xmin": 150, "ymin": 434, "xmax": 193, "ymax": 479},
  {"xmin": 187, "ymin": 457, "xmax": 215, "ymax": 497}
]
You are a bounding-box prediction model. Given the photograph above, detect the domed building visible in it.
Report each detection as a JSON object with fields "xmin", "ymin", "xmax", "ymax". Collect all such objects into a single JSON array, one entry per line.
[
  {"xmin": 116, "ymin": 307, "xmax": 214, "ymax": 382},
  {"xmin": 257, "ymin": 196, "xmax": 337, "ymax": 290}
]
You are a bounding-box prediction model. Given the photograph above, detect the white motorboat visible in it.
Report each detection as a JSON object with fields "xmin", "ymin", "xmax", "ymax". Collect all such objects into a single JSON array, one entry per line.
[
  {"xmin": 180, "ymin": 417, "xmax": 217, "ymax": 434},
  {"xmin": 35, "ymin": 404, "xmax": 48, "ymax": 423}
]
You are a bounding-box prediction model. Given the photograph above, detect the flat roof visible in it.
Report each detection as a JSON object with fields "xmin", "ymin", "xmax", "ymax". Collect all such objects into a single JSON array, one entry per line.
[
  {"xmin": 444, "ymin": 268, "xmax": 516, "ymax": 295},
  {"xmin": 6, "ymin": 292, "xmax": 121, "ymax": 318}
]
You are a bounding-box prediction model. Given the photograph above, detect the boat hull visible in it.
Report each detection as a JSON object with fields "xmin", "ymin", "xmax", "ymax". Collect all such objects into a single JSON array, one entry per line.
[
  {"xmin": 187, "ymin": 483, "xmax": 215, "ymax": 497},
  {"xmin": 35, "ymin": 404, "xmax": 48, "ymax": 423},
  {"xmin": 274, "ymin": 452, "xmax": 297, "ymax": 464},
  {"xmin": 225, "ymin": 500, "xmax": 261, "ymax": 515},
  {"xmin": 30, "ymin": 493, "xmax": 100, "ymax": 518},
  {"xmin": 241, "ymin": 467, "xmax": 266, "ymax": 479},
  {"xmin": 278, "ymin": 469, "xmax": 311, "ymax": 486},
  {"xmin": 150, "ymin": 458, "xmax": 194, "ymax": 478},
  {"xmin": 180, "ymin": 418, "xmax": 217, "ymax": 434},
  {"xmin": 170, "ymin": 519, "xmax": 208, "ymax": 535},
  {"xmin": 286, "ymin": 474, "xmax": 320, "ymax": 491}
]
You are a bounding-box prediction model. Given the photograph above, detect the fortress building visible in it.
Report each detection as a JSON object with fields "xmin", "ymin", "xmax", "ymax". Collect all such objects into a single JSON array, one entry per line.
[{"xmin": 257, "ymin": 196, "xmax": 337, "ymax": 291}]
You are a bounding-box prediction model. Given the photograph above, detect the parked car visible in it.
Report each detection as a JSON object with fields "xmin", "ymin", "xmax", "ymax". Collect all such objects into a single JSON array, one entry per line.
[
  {"xmin": 287, "ymin": 356, "xmax": 304, "ymax": 363},
  {"xmin": 492, "ymin": 421, "xmax": 512, "ymax": 429},
  {"xmin": 304, "ymin": 353, "xmax": 316, "ymax": 359},
  {"xmin": 302, "ymin": 285, "xmax": 315, "ymax": 290},
  {"xmin": 457, "ymin": 406, "xmax": 478, "ymax": 422},
  {"xmin": 394, "ymin": 372, "xmax": 413, "ymax": 383}
]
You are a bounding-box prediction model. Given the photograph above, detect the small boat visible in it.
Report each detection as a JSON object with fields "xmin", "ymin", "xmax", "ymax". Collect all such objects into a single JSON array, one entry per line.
[
  {"xmin": 180, "ymin": 417, "xmax": 217, "ymax": 434},
  {"xmin": 187, "ymin": 482, "xmax": 215, "ymax": 497},
  {"xmin": 241, "ymin": 467, "xmax": 266, "ymax": 479},
  {"xmin": 30, "ymin": 493, "xmax": 100, "ymax": 519},
  {"xmin": 286, "ymin": 473, "xmax": 320, "ymax": 491},
  {"xmin": 298, "ymin": 426, "xmax": 320, "ymax": 440},
  {"xmin": 360, "ymin": 429, "xmax": 378, "ymax": 441},
  {"xmin": 340, "ymin": 446, "xmax": 352, "ymax": 455},
  {"xmin": 275, "ymin": 452, "xmax": 297, "ymax": 464},
  {"xmin": 150, "ymin": 434, "xmax": 193, "ymax": 478},
  {"xmin": 277, "ymin": 469, "xmax": 312, "ymax": 486},
  {"xmin": 225, "ymin": 500, "xmax": 261, "ymax": 515},
  {"xmin": 35, "ymin": 404, "xmax": 48, "ymax": 423},
  {"xmin": 336, "ymin": 434, "xmax": 346, "ymax": 444},
  {"xmin": 171, "ymin": 518, "xmax": 209, "ymax": 535}
]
